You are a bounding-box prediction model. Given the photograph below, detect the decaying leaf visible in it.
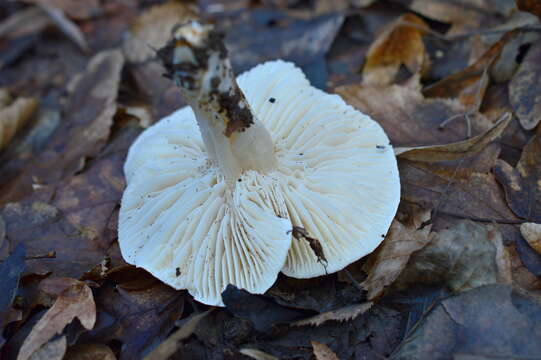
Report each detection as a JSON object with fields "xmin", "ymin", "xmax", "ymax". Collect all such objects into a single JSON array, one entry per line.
[
  {"xmin": 21, "ymin": 0, "xmax": 101, "ymax": 20},
  {"xmin": 239, "ymin": 348, "xmax": 279, "ymax": 360},
  {"xmin": 311, "ymin": 341, "xmax": 340, "ymax": 360},
  {"xmin": 394, "ymin": 285, "xmax": 541, "ymax": 360},
  {"xmin": 362, "ymin": 13, "xmax": 429, "ymax": 86},
  {"xmin": 520, "ymin": 222, "xmax": 541, "ymax": 254},
  {"xmin": 17, "ymin": 280, "xmax": 95, "ymax": 360},
  {"xmin": 517, "ymin": 0, "xmax": 541, "ymax": 20},
  {"xmin": 0, "ymin": 89, "xmax": 38, "ymax": 150},
  {"xmin": 335, "ymin": 81, "xmax": 493, "ymax": 147},
  {"xmin": 143, "ymin": 311, "xmax": 211, "ymax": 360},
  {"xmin": 395, "ymin": 112, "xmax": 511, "ymax": 161},
  {"xmin": 37, "ymin": 4, "xmax": 89, "ymax": 52},
  {"xmin": 361, "ymin": 208, "xmax": 432, "ymax": 300},
  {"xmin": 494, "ymin": 135, "xmax": 541, "ymax": 222},
  {"xmin": 396, "ymin": 221, "xmax": 511, "ymax": 293},
  {"xmin": 122, "ymin": 1, "xmax": 196, "ymax": 63},
  {"xmin": 424, "ymin": 31, "xmax": 520, "ymax": 113},
  {"xmin": 509, "ymin": 38, "xmax": 541, "ymax": 130},
  {"xmin": 27, "ymin": 336, "xmax": 66, "ymax": 360},
  {"xmin": 0, "ymin": 244, "xmax": 25, "ymax": 326},
  {"xmin": 292, "ymin": 303, "xmax": 373, "ymax": 327},
  {"xmin": 64, "ymin": 344, "xmax": 116, "ymax": 360}
]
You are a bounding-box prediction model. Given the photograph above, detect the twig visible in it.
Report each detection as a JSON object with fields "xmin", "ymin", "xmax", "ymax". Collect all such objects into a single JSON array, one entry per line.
[{"xmin": 25, "ymin": 250, "xmax": 56, "ymax": 260}]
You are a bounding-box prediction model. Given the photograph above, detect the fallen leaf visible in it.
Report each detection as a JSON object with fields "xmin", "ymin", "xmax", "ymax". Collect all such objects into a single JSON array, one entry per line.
[
  {"xmin": 84, "ymin": 280, "xmax": 184, "ymax": 360},
  {"xmin": 0, "ymin": 244, "xmax": 26, "ymax": 329},
  {"xmin": 361, "ymin": 208, "xmax": 432, "ymax": 300},
  {"xmin": 37, "ymin": 4, "xmax": 89, "ymax": 52},
  {"xmin": 311, "ymin": 341, "xmax": 340, "ymax": 360},
  {"xmin": 63, "ymin": 343, "xmax": 116, "ymax": 360},
  {"xmin": 520, "ymin": 222, "xmax": 541, "ymax": 254},
  {"xmin": 1, "ymin": 123, "xmax": 139, "ymax": 278},
  {"xmin": 516, "ymin": 0, "xmax": 541, "ymax": 20},
  {"xmin": 239, "ymin": 348, "xmax": 279, "ymax": 360},
  {"xmin": 28, "ymin": 336, "xmax": 66, "ymax": 360},
  {"xmin": 0, "ymin": 7, "xmax": 51, "ymax": 39},
  {"xmin": 509, "ymin": 38, "xmax": 541, "ymax": 130},
  {"xmin": 1, "ymin": 49, "xmax": 124, "ymax": 205},
  {"xmin": 424, "ymin": 31, "xmax": 520, "ymax": 113},
  {"xmin": 335, "ymin": 80, "xmax": 493, "ymax": 147},
  {"xmin": 397, "ymin": 221, "xmax": 511, "ymax": 293},
  {"xmin": 222, "ymin": 285, "xmax": 309, "ymax": 333},
  {"xmin": 494, "ymin": 135, "xmax": 541, "ymax": 222},
  {"xmin": 21, "ymin": 0, "xmax": 101, "ymax": 20},
  {"xmin": 0, "ymin": 89, "xmax": 38, "ymax": 150},
  {"xmin": 122, "ymin": 1, "xmax": 195, "ymax": 63},
  {"xmin": 408, "ymin": 0, "xmax": 510, "ymax": 35},
  {"xmin": 394, "ymin": 285, "xmax": 541, "ymax": 359},
  {"xmin": 362, "ymin": 13, "xmax": 429, "ymax": 86},
  {"xmin": 17, "ymin": 280, "xmax": 95, "ymax": 360},
  {"xmin": 144, "ymin": 311, "xmax": 212, "ymax": 360},
  {"xmin": 395, "ymin": 112, "xmax": 511, "ymax": 161},
  {"xmin": 292, "ymin": 303, "xmax": 373, "ymax": 327}
]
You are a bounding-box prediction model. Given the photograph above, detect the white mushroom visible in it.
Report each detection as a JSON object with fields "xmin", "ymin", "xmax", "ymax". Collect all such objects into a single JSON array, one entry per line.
[{"xmin": 118, "ymin": 21, "xmax": 400, "ymax": 306}]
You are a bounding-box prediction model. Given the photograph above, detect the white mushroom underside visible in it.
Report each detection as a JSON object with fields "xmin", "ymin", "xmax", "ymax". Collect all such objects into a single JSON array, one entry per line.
[{"xmin": 119, "ymin": 61, "xmax": 400, "ymax": 306}]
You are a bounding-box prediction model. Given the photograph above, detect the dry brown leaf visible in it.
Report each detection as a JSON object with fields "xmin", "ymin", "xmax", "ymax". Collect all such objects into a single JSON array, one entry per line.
[
  {"xmin": 494, "ymin": 135, "xmax": 541, "ymax": 222},
  {"xmin": 37, "ymin": 4, "xmax": 89, "ymax": 52},
  {"xmin": 28, "ymin": 336, "xmax": 66, "ymax": 360},
  {"xmin": 292, "ymin": 302, "xmax": 373, "ymax": 327},
  {"xmin": 397, "ymin": 221, "xmax": 511, "ymax": 293},
  {"xmin": 0, "ymin": 89, "xmax": 38, "ymax": 150},
  {"xmin": 517, "ymin": 0, "xmax": 541, "ymax": 20},
  {"xmin": 408, "ymin": 0, "xmax": 511, "ymax": 35},
  {"xmin": 335, "ymin": 80, "xmax": 493, "ymax": 147},
  {"xmin": 520, "ymin": 222, "xmax": 541, "ymax": 254},
  {"xmin": 311, "ymin": 341, "xmax": 340, "ymax": 360},
  {"xmin": 509, "ymin": 38, "xmax": 541, "ymax": 130},
  {"xmin": 17, "ymin": 281, "xmax": 96, "ymax": 360},
  {"xmin": 123, "ymin": 1, "xmax": 196, "ymax": 63},
  {"xmin": 424, "ymin": 31, "xmax": 521, "ymax": 112},
  {"xmin": 394, "ymin": 112, "xmax": 511, "ymax": 161},
  {"xmin": 21, "ymin": 0, "xmax": 101, "ymax": 20},
  {"xmin": 361, "ymin": 208, "xmax": 432, "ymax": 300},
  {"xmin": 362, "ymin": 14, "xmax": 429, "ymax": 86},
  {"xmin": 0, "ymin": 7, "xmax": 51, "ymax": 39},
  {"xmin": 64, "ymin": 344, "xmax": 116, "ymax": 360},
  {"xmin": 239, "ymin": 348, "xmax": 279, "ymax": 360}
]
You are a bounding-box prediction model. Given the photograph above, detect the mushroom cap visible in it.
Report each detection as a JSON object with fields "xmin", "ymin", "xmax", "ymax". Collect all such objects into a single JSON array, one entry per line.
[{"xmin": 119, "ymin": 60, "xmax": 400, "ymax": 305}]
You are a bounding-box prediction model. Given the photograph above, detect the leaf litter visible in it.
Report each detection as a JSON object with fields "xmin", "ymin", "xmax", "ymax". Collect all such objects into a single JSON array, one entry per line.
[{"xmin": 1, "ymin": 0, "xmax": 541, "ymax": 359}]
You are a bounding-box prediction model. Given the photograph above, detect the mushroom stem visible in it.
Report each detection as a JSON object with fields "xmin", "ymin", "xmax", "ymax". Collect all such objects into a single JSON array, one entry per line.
[{"xmin": 158, "ymin": 21, "xmax": 278, "ymax": 183}]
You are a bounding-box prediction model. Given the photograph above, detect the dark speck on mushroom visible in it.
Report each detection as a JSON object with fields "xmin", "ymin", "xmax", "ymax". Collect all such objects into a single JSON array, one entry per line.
[
  {"xmin": 376, "ymin": 145, "xmax": 385, "ymax": 150},
  {"xmin": 269, "ymin": 97, "xmax": 276, "ymax": 103},
  {"xmin": 176, "ymin": 267, "xmax": 181, "ymax": 276},
  {"xmin": 238, "ymin": 178, "xmax": 242, "ymax": 182}
]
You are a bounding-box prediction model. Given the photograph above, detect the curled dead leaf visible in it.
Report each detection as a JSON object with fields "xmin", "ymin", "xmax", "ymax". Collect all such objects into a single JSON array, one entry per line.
[
  {"xmin": 509, "ymin": 38, "xmax": 541, "ymax": 130},
  {"xmin": 362, "ymin": 13, "xmax": 430, "ymax": 86},
  {"xmin": 396, "ymin": 221, "xmax": 512, "ymax": 293},
  {"xmin": 123, "ymin": 1, "xmax": 196, "ymax": 63},
  {"xmin": 394, "ymin": 112, "xmax": 511, "ymax": 161},
  {"xmin": 520, "ymin": 222, "xmax": 541, "ymax": 254},
  {"xmin": 361, "ymin": 208, "xmax": 432, "ymax": 300},
  {"xmin": 292, "ymin": 302, "xmax": 373, "ymax": 327},
  {"xmin": 17, "ymin": 280, "xmax": 96, "ymax": 360},
  {"xmin": 0, "ymin": 89, "xmax": 38, "ymax": 150},
  {"xmin": 311, "ymin": 341, "xmax": 340, "ymax": 360},
  {"xmin": 424, "ymin": 31, "xmax": 521, "ymax": 113},
  {"xmin": 516, "ymin": 0, "xmax": 541, "ymax": 20},
  {"xmin": 494, "ymin": 134, "xmax": 541, "ymax": 222}
]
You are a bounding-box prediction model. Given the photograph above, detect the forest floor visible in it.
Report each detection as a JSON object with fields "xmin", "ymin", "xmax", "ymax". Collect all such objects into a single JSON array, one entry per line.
[{"xmin": 1, "ymin": 0, "xmax": 541, "ymax": 359}]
